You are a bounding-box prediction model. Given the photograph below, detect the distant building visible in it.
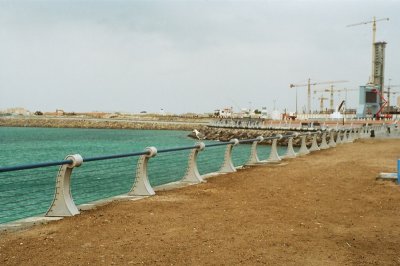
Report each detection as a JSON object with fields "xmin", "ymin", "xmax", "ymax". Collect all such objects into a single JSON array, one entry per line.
[
  {"xmin": 357, "ymin": 42, "xmax": 387, "ymax": 118},
  {"xmin": 260, "ymin": 107, "xmax": 268, "ymax": 118},
  {"xmin": 2, "ymin": 107, "xmax": 30, "ymax": 115},
  {"xmin": 214, "ymin": 107, "xmax": 233, "ymax": 118},
  {"xmin": 56, "ymin": 109, "xmax": 65, "ymax": 116}
]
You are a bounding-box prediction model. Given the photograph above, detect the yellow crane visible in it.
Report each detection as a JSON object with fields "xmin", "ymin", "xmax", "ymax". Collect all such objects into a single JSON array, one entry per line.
[
  {"xmin": 318, "ymin": 95, "xmax": 329, "ymax": 113},
  {"xmin": 347, "ymin": 17, "xmax": 389, "ymax": 84},
  {"xmin": 383, "ymin": 85, "xmax": 400, "ymax": 113},
  {"xmin": 289, "ymin": 79, "xmax": 348, "ymax": 113},
  {"xmin": 313, "ymin": 86, "xmax": 356, "ymax": 111}
]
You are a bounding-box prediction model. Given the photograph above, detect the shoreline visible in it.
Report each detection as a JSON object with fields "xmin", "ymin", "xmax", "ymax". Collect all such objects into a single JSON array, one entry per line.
[
  {"xmin": 0, "ymin": 117, "xmax": 206, "ymax": 131},
  {"xmin": 1, "ymin": 116, "xmax": 370, "ymax": 146}
]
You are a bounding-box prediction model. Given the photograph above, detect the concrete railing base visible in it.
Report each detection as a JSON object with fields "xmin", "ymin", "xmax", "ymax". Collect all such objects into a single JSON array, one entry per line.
[{"xmin": 129, "ymin": 147, "xmax": 157, "ymax": 196}]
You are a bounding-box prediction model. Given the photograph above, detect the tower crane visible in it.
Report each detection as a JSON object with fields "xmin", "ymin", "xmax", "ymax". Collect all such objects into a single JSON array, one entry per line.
[
  {"xmin": 347, "ymin": 17, "xmax": 389, "ymax": 84},
  {"xmin": 383, "ymin": 85, "xmax": 400, "ymax": 113},
  {"xmin": 318, "ymin": 95, "xmax": 329, "ymax": 113},
  {"xmin": 313, "ymin": 86, "xmax": 356, "ymax": 111},
  {"xmin": 289, "ymin": 79, "xmax": 348, "ymax": 114}
]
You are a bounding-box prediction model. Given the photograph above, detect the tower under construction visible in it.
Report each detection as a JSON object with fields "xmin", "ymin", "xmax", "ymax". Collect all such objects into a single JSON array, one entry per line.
[{"xmin": 357, "ymin": 42, "xmax": 387, "ymax": 118}]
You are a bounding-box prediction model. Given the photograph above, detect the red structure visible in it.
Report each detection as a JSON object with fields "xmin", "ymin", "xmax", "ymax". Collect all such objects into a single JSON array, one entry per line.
[{"xmin": 371, "ymin": 89, "xmax": 392, "ymax": 119}]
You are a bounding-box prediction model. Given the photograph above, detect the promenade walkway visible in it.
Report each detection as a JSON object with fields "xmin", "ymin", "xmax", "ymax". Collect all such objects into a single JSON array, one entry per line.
[{"xmin": 1, "ymin": 138, "xmax": 400, "ymax": 265}]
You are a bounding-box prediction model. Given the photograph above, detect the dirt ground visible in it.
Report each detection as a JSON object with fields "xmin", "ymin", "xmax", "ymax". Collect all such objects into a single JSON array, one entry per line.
[{"xmin": 1, "ymin": 138, "xmax": 400, "ymax": 265}]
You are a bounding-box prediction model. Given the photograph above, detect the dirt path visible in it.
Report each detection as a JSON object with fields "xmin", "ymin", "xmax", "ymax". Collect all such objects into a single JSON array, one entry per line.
[{"xmin": 1, "ymin": 139, "xmax": 400, "ymax": 265}]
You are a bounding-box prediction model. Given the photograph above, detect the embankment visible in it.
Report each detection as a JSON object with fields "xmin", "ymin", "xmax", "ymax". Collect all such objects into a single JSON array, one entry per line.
[
  {"xmin": 191, "ymin": 126, "xmax": 325, "ymax": 146},
  {"xmin": 0, "ymin": 117, "xmax": 201, "ymax": 131},
  {"xmin": 1, "ymin": 117, "xmax": 331, "ymax": 146}
]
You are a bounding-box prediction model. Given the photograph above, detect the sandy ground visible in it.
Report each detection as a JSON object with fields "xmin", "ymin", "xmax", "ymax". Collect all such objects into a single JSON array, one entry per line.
[{"xmin": 1, "ymin": 138, "xmax": 400, "ymax": 265}]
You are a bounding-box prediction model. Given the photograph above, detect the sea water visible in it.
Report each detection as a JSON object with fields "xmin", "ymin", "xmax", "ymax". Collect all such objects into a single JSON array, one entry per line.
[{"xmin": 0, "ymin": 127, "xmax": 288, "ymax": 224}]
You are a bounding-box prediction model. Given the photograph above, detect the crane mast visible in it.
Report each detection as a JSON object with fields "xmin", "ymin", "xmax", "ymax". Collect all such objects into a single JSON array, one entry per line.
[
  {"xmin": 290, "ymin": 79, "xmax": 348, "ymax": 113},
  {"xmin": 314, "ymin": 87, "xmax": 357, "ymax": 112},
  {"xmin": 384, "ymin": 84, "xmax": 400, "ymax": 113},
  {"xmin": 318, "ymin": 95, "xmax": 328, "ymax": 113},
  {"xmin": 347, "ymin": 17, "xmax": 389, "ymax": 85}
]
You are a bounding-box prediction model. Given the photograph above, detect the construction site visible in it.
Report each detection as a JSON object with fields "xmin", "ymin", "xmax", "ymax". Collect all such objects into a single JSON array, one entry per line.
[{"xmin": 288, "ymin": 17, "xmax": 399, "ymax": 120}]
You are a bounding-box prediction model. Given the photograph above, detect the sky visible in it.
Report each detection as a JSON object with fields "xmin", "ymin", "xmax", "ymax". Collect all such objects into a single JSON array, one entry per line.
[{"xmin": 0, "ymin": 0, "xmax": 399, "ymax": 114}]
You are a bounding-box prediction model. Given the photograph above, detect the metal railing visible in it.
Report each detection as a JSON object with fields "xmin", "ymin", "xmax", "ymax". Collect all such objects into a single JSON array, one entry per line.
[{"xmin": 0, "ymin": 124, "xmax": 396, "ymax": 224}]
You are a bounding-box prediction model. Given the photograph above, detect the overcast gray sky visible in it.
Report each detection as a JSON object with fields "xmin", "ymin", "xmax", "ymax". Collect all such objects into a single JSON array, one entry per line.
[{"xmin": 0, "ymin": 0, "xmax": 399, "ymax": 114}]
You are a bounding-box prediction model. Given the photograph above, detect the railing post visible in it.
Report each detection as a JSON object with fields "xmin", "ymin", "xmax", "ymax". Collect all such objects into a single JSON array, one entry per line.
[
  {"xmin": 346, "ymin": 129, "xmax": 354, "ymax": 143},
  {"xmin": 297, "ymin": 134, "xmax": 310, "ymax": 155},
  {"xmin": 348, "ymin": 129, "xmax": 354, "ymax": 142},
  {"xmin": 246, "ymin": 136, "xmax": 264, "ymax": 165},
  {"xmin": 328, "ymin": 130, "xmax": 337, "ymax": 147},
  {"xmin": 342, "ymin": 130, "xmax": 349, "ymax": 143},
  {"xmin": 46, "ymin": 154, "xmax": 83, "ymax": 217},
  {"xmin": 219, "ymin": 139, "xmax": 239, "ymax": 173},
  {"xmin": 181, "ymin": 142, "xmax": 205, "ymax": 183},
  {"xmin": 362, "ymin": 126, "xmax": 369, "ymax": 138},
  {"xmin": 267, "ymin": 135, "xmax": 282, "ymax": 163},
  {"xmin": 388, "ymin": 124, "xmax": 393, "ymax": 136},
  {"xmin": 129, "ymin": 147, "xmax": 157, "ymax": 196},
  {"xmin": 355, "ymin": 128, "xmax": 360, "ymax": 139},
  {"xmin": 283, "ymin": 134, "xmax": 298, "ymax": 159},
  {"xmin": 319, "ymin": 131, "xmax": 330, "ymax": 149},
  {"xmin": 380, "ymin": 124, "xmax": 385, "ymax": 135},
  {"xmin": 336, "ymin": 131, "xmax": 343, "ymax": 144},
  {"xmin": 309, "ymin": 132, "xmax": 320, "ymax": 152}
]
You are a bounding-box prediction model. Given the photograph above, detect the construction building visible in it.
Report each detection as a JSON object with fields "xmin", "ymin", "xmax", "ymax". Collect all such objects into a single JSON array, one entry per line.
[{"xmin": 357, "ymin": 42, "xmax": 387, "ymax": 118}]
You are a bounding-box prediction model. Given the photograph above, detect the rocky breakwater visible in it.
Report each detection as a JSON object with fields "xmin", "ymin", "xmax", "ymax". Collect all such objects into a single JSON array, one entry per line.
[
  {"xmin": 188, "ymin": 126, "xmax": 332, "ymax": 147},
  {"xmin": 0, "ymin": 117, "xmax": 200, "ymax": 131}
]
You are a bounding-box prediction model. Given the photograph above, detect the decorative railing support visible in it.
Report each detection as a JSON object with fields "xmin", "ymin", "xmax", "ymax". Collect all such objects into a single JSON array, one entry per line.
[
  {"xmin": 284, "ymin": 135, "xmax": 297, "ymax": 159},
  {"xmin": 357, "ymin": 128, "xmax": 362, "ymax": 139},
  {"xmin": 348, "ymin": 129, "xmax": 354, "ymax": 142},
  {"xmin": 309, "ymin": 133, "xmax": 320, "ymax": 152},
  {"xmin": 46, "ymin": 154, "xmax": 83, "ymax": 217},
  {"xmin": 380, "ymin": 125, "xmax": 385, "ymax": 135},
  {"xmin": 129, "ymin": 147, "xmax": 157, "ymax": 196},
  {"xmin": 246, "ymin": 136, "xmax": 264, "ymax": 165},
  {"xmin": 181, "ymin": 142, "xmax": 205, "ymax": 183},
  {"xmin": 328, "ymin": 130, "xmax": 337, "ymax": 147},
  {"xmin": 336, "ymin": 131, "xmax": 343, "ymax": 144},
  {"xmin": 319, "ymin": 132, "xmax": 329, "ymax": 149},
  {"xmin": 362, "ymin": 127, "xmax": 369, "ymax": 138},
  {"xmin": 342, "ymin": 130, "xmax": 349, "ymax": 143},
  {"xmin": 297, "ymin": 135, "xmax": 310, "ymax": 156},
  {"xmin": 219, "ymin": 139, "xmax": 239, "ymax": 173},
  {"xmin": 267, "ymin": 135, "xmax": 282, "ymax": 163}
]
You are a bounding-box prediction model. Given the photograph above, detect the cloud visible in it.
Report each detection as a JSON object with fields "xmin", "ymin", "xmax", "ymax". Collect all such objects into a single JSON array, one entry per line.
[{"xmin": 0, "ymin": 0, "xmax": 399, "ymax": 113}]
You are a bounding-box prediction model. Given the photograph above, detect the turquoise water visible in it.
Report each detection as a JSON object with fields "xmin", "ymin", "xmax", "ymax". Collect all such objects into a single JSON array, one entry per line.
[{"xmin": 0, "ymin": 127, "xmax": 289, "ymax": 224}]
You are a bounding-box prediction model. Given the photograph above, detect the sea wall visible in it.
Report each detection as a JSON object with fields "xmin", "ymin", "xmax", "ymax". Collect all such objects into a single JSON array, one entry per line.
[
  {"xmin": 188, "ymin": 126, "xmax": 324, "ymax": 146},
  {"xmin": 0, "ymin": 117, "xmax": 199, "ymax": 131},
  {"xmin": 1, "ymin": 117, "xmax": 330, "ymax": 146}
]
